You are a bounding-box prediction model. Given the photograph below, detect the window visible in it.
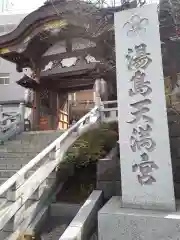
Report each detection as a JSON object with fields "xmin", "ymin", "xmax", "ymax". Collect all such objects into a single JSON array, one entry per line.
[
  {"xmin": 0, "ymin": 24, "xmax": 17, "ymax": 36},
  {"xmin": 0, "ymin": 74, "xmax": 10, "ymax": 85}
]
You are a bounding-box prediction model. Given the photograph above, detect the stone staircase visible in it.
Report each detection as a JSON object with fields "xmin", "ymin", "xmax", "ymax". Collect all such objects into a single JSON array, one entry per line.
[
  {"xmin": 0, "ymin": 130, "xmax": 64, "ymax": 185},
  {"xmin": 36, "ymin": 202, "xmax": 78, "ymax": 240},
  {"xmin": 27, "ymin": 193, "xmax": 100, "ymax": 240},
  {"xmin": 0, "ymin": 103, "xmax": 115, "ymax": 240},
  {"xmin": 39, "ymin": 215, "xmax": 71, "ymax": 240}
]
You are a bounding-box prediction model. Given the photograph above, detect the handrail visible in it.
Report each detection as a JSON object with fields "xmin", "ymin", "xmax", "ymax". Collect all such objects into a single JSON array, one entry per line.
[
  {"xmin": 0, "ymin": 102, "xmax": 119, "ymax": 238},
  {"xmin": 0, "ymin": 112, "xmax": 19, "ymax": 125},
  {"xmin": 0, "ymin": 113, "xmax": 20, "ymax": 128},
  {"xmin": 0, "ymin": 106, "xmax": 99, "ymax": 197},
  {"xmin": 0, "ymin": 103, "xmax": 25, "ymax": 143},
  {"xmin": 102, "ymin": 100, "xmax": 117, "ymax": 105}
]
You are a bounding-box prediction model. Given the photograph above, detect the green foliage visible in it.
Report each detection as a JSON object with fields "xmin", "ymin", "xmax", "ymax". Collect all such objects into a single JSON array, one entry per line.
[{"xmin": 64, "ymin": 122, "xmax": 118, "ymax": 168}]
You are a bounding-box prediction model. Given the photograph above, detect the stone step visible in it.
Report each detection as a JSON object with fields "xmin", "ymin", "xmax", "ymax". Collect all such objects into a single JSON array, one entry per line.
[
  {"xmin": 13, "ymin": 131, "xmax": 63, "ymax": 141},
  {"xmin": 0, "ymin": 159, "xmax": 43, "ymax": 169},
  {"xmin": 0, "ymin": 130, "xmax": 64, "ymax": 189},
  {"xmin": 0, "ymin": 153, "xmax": 42, "ymax": 160},
  {"xmin": 0, "ymin": 150, "xmax": 55, "ymax": 157},
  {"xmin": 0, "ymin": 159, "xmax": 47, "ymax": 170},
  {"xmin": 0, "ymin": 177, "xmax": 8, "ymax": 186},
  {"xmin": 8, "ymin": 137, "xmax": 58, "ymax": 144},
  {"xmin": 39, "ymin": 216, "xmax": 71, "ymax": 240},
  {"xmin": 0, "ymin": 168, "xmax": 38, "ymax": 181},
  {"xmin": 0, "ymin": 132, "xmax": 63, "ymax": 150},
  {"xmin": 0, "ymin": 170, "xmax": 18, "ymax": 179},
  {"xmin": 5, "ymin": 138, "xmax": 58, "ymax": 146},
  {"xmin": 8, "ymin": 135, "xmax": 59, "ymax": 141},
  {"xmin": 0, "ymin": 152, "xmax": 41, "ymax": 158},
  {"xmin": 0, "ymin": 147, "xmax": 48, "ymax": 153},
  {"xmin": 0, "ymin": 145, "xmax": 53, "ymax": 153},
  {"xmin": 20, "ymin": 130, "xmax": 64, "ymax": 135}
]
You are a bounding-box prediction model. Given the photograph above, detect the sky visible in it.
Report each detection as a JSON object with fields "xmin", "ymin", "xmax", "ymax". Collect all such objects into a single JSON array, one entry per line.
[
  {"xmin": 11, "ymin": 0, "xmax": 45, "ymax": 11},
  {"xmin": 0, "ymin": 0, "xmax": 45, "ymax": 13},
  {"xmin": 0, "ymin": 0, "xmax": 159, "ymax": 13}
]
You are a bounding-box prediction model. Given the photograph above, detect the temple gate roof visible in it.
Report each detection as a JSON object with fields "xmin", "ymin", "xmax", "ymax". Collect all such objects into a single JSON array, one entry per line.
[{"xmin": 0, "ymin": 0, "xmax": 179, "ymax": 92}]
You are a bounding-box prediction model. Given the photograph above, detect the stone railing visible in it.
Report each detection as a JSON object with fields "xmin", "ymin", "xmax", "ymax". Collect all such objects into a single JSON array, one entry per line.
[
  {"xmin": 24, "ymin": 89, "xmax": 33, "ymax": 104},
  {"xmin": 100, "ymin": 100, "xmax": 118, "ymax": 123},
  {"xmin": 0, "ymin": 103, "xmax": 25, "ymax": 144},
  {"xmin": 0, "ymin": 106, "xmax": 100, "ymax": 239}
]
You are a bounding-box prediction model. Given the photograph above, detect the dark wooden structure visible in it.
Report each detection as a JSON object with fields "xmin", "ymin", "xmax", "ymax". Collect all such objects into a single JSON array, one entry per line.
[
  {"xmin": 0, "ymin": 0, "xmax": 118, "ymax": 130},
  {"xmin": 159, "ymin": 0, "xmax": 180, "ymax": 87},
  {"xmin": 0, "ymin": 0, "xmax": 179, "ymax": 129}
]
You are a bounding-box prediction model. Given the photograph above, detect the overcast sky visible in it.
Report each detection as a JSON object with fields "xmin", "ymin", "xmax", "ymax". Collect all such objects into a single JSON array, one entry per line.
[
  {"xmin": 2, "ymin": 0, "xmax": 159, "ymax": 13},
  {"xmin": 2, "ymin": 0, "xmax": 45, "ymax": 13}
]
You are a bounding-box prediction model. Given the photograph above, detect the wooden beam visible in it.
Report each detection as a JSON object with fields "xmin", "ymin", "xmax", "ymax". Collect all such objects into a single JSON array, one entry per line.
[
  {"xmin": 40, "ymin": 46, "xmax": 100, "ymax": 68},
  {"xmin": 58, "ymin": 84, "xmax": 94, "ymax": 93},
  {"xmin": 40, "ymin": 63, "xmax": 98, "ymax": 78},
  {"xmin": 43, "ymin": 78, "xmax": 94, "ymax": 89},
  {"xmin": 66, "ymin": 39, "xmax": 72, "ymax": 52}
]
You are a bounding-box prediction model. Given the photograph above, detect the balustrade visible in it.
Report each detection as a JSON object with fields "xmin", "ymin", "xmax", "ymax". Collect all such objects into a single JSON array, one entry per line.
[
  {"xmin": 0, "ymin": 106, "xmax": 101, "ymax": 239},
  {"xmin": 0, "ymin": 101, "xmax": 119, "ymax": 238},
  {"xmin": 100, "ymin": 100, "xmax": 118, "ymax": 122},
  {"xmin": 0, "ymin": 103, "xmax": 25, "ymax": 144}
]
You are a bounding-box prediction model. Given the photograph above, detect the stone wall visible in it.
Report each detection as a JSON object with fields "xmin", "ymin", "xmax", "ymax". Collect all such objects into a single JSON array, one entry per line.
[
  {"xmin": 96, "ymin": 112, "xmax": 180, "ymax": 200},
  {"xmin": 168, "ymin": 110, "xmax": 180, "ymax": 198},
  {"xmin": 96, "ymin": 143, "xmax": 121, "ymax": 200}
]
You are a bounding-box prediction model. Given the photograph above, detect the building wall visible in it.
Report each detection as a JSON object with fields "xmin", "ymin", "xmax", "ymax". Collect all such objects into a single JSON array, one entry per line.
[
  {"xmin": 0, "ymin": 0, "xmax": 12, "ymax": 12},
  {"xmin": 0, "ymin": 13, "xmax": 27, "ymax": 112},
  {"xmin": 68, "ymin": 90, "xmax": 95, "ymax": 106},
  {"xmin": 69, "ymin": 89, "xmax": 95, "ymax": 122},
  {"xmin": 75, "ymin": 90, "xmax": 95, "ymax": 102}
]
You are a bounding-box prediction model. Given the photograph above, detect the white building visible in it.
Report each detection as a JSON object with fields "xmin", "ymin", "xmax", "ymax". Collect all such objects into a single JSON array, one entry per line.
[{"xmin": 0, "ymin": 12, "xmax": 30, "ymax": 114}]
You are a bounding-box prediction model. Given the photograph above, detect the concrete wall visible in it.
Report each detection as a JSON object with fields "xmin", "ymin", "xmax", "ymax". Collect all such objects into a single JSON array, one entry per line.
[
  {"xmin": 168, "ymin": 111, "xmax": 180, "ymax": 198},
  {"xmin": 96, "ymin": 144, "xmax": 121, "ymax": 200}
]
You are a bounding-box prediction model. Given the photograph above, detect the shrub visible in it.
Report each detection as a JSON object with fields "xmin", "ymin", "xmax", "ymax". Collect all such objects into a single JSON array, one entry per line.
[{"xmin": 64, "ymin": 122, "xmax": 118, "ymax": 168}]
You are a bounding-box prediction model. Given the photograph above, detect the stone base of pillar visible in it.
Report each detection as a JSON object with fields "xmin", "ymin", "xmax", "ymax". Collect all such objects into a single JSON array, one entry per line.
[{"xmin": 98, "ymin": 196, "xmax": 180, "ymax": 240}]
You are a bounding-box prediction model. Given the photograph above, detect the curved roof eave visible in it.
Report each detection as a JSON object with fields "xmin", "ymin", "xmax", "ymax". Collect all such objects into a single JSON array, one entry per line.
[{"xmin": 0, "ymin": 0, "xmax": 108, "ymax": 47}]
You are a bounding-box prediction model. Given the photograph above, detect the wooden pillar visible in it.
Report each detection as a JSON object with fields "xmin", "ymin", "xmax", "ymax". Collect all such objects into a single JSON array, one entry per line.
[
  {"xmin": 49, "ymin": 90, "xmax": 58, "ymax": 130},
  {"xmin": 32, "ymin": 90, "xmax": 40, "ymax": 130},
  {"xmin": 32, "ymin": 67, "xmax": 40, "ymax": 131},
  {"xmin": 57, "ymin": 92, "xmax": 68, "ymax": 129}
]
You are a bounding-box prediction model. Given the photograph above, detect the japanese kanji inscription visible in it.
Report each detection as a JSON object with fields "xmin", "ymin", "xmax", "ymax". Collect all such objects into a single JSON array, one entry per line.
[
  {"xmin": 126, "ymin": 44, "xmax": 157, "ymax": 184},
  {"xmin": 115, "ymin": 4, "xmax": 175, "ymax": 211}
]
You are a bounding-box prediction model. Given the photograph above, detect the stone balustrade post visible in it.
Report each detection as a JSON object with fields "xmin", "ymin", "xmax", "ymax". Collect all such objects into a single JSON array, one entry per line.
[
  {"xmin": 4, "ymin": 176, "xmax": 26, "ymax": 234},
  {"xmin": 0, "ymin": 105, "xmax": 3, "ymax": 121},
  {"xmin": 19, "ymin": 102, "xmax": 25, "ymax": 131}
]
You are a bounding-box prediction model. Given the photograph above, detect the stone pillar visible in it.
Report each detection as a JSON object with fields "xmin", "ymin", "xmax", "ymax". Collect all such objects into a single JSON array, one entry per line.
[
  {"xmin": 19, "ymin": 102, "xmax": 25, "ymax": 131},
  {"xmin": 98, "ymin": 5, "xmax": 180, "ymax": 240},
  {"xmin": 0, "ymin": 105, "xmax": 3, "ymax": 121},
  {"xmin": 94, "ymin": 78, "xmax": 108, "ymax": 105},
  {"xmin": 94, "ymin": 79, "xmax": 101, "ymax": 107}
]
